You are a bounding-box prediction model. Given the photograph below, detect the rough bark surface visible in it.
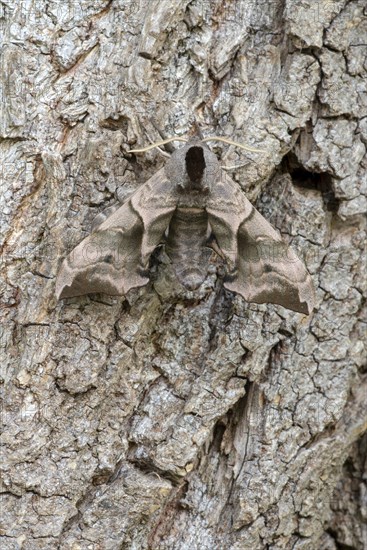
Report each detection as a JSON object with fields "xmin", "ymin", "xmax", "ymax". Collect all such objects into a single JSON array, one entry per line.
[{"xmin": 1, "ymin": 1, "xmax": 366, "ymax": 549}]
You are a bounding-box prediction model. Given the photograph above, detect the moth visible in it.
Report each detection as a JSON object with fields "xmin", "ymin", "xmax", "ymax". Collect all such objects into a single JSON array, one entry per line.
[{"xmin": 56, "ymin": 137, "xmax": 315, "ymax": 314}]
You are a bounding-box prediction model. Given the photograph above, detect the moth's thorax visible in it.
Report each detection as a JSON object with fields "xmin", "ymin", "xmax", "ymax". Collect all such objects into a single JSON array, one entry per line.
[
  {"xmin": 176, "ymin": 192, "xmax": 209, "ymax": 208},
  {"xmin": 165, "ymin": 140, "xmax": 221, "ymax": 196},
  {"xmin": 166, "ymin": 207, "xmax": 208, "ymax": 247},
  {"xmin": 173, "ymin": 206, "xmax": 207, "ymax": 221}
]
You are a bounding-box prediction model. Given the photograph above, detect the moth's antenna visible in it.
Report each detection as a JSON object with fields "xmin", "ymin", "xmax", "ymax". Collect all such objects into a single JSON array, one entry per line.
[
  {"xmin": 221, "ymin": 161, "xmax": 250, "ymax": 172},
  {"xmin": 128, "ymin": 137, "xmax": 187, "ymax": 153},
  {"xmin": 202, "ymin": 136, "xmax": 266, "ymax": 153}
]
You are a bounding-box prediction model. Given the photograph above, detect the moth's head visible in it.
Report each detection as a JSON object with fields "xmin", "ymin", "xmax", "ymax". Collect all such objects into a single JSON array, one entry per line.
[
  {"xmin": 129, "ymin": 137, "xmax": 265, "ymax": 193},
  {"xmin": 128, "ymin": 135, "xmax": 265, "ymax": 192},
  {"xmin": 165, "ymin": 139, "xmax": 221, "ymax": 193}
]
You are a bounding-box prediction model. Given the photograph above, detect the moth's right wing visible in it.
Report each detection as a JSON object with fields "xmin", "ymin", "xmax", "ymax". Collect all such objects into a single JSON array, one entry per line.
[
  {"xmin": 206, "ymin": 173, "xmax": 315, "ymax": 314},
  {"xmin": 56, "ymin": 169, "xmax": 177, "ymax": 299}
]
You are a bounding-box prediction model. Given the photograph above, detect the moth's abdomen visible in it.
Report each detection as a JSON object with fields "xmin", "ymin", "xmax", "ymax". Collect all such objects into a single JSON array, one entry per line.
[{"xmin": 165, "ymin": 208, "xmax": 211, "ymax": 290}]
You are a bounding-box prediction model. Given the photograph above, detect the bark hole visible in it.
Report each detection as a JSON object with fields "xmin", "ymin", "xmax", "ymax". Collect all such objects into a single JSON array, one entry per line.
[{"xmin": 284, "ymin": 152, "xmax": 340, "ymax": 212}]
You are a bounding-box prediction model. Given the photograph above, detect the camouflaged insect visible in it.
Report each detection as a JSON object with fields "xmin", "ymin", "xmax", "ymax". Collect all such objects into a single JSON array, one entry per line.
[{"xmin": 56, "ymin": 138, "xmax": 315, "ymax": 314}]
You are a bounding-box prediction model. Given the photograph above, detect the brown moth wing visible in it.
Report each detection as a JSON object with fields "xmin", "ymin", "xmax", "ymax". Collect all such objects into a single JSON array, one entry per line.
[
  {"xmin": 56, "ymin": 168, "xmax": 177, "ymax": 299},
  {"xmin": 206, "ymin": 173, "xmax": 315, "ymax": 314}
]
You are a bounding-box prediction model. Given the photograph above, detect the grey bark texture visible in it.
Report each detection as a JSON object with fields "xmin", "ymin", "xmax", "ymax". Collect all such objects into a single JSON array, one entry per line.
[{"xmin": 1, "ymin": 1, "xmax": 366, "ymax": 549}]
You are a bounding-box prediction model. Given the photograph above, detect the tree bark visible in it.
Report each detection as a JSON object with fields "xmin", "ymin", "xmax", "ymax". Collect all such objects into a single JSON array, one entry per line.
[{"xmin": 1, "ymin": 1, "xmax": 366, "ymax": 549}]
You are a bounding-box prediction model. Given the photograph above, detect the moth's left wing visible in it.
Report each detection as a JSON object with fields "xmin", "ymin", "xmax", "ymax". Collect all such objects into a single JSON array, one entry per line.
[
  {"xmin": 206, "ymin": 173, "xmax": 315, "ymax": 314},
  {"xmin": 56, "ymin": 168, "xmax": 177, "ymax": 299}
]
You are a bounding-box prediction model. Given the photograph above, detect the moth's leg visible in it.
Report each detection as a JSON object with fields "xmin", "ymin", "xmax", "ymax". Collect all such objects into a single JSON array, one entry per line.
[
  {"xmin": 206, "ymin": 233, "xmax": 226, "ymax": 260},
  {"xmin": 116, "ymin": 184, "xmax": 136, "ymax": 204},
  {"xmin": 91, "ymin": 204, "xmax": 119, "ymax": 232},
  {"xmin": 91, "ymin": 184, "xmax": 137, "ymax": 231}
]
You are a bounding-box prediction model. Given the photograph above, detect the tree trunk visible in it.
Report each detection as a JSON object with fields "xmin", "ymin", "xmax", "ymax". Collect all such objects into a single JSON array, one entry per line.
[{"xmin": 1, "ymin": 1, "xmax": 366, "ymax": 549}]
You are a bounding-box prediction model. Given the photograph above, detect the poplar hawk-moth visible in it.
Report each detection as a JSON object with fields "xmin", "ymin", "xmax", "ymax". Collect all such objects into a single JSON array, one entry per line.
[{"xmin": 55, "ymin": 138, "xmax": 315, "ymax": 314}]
